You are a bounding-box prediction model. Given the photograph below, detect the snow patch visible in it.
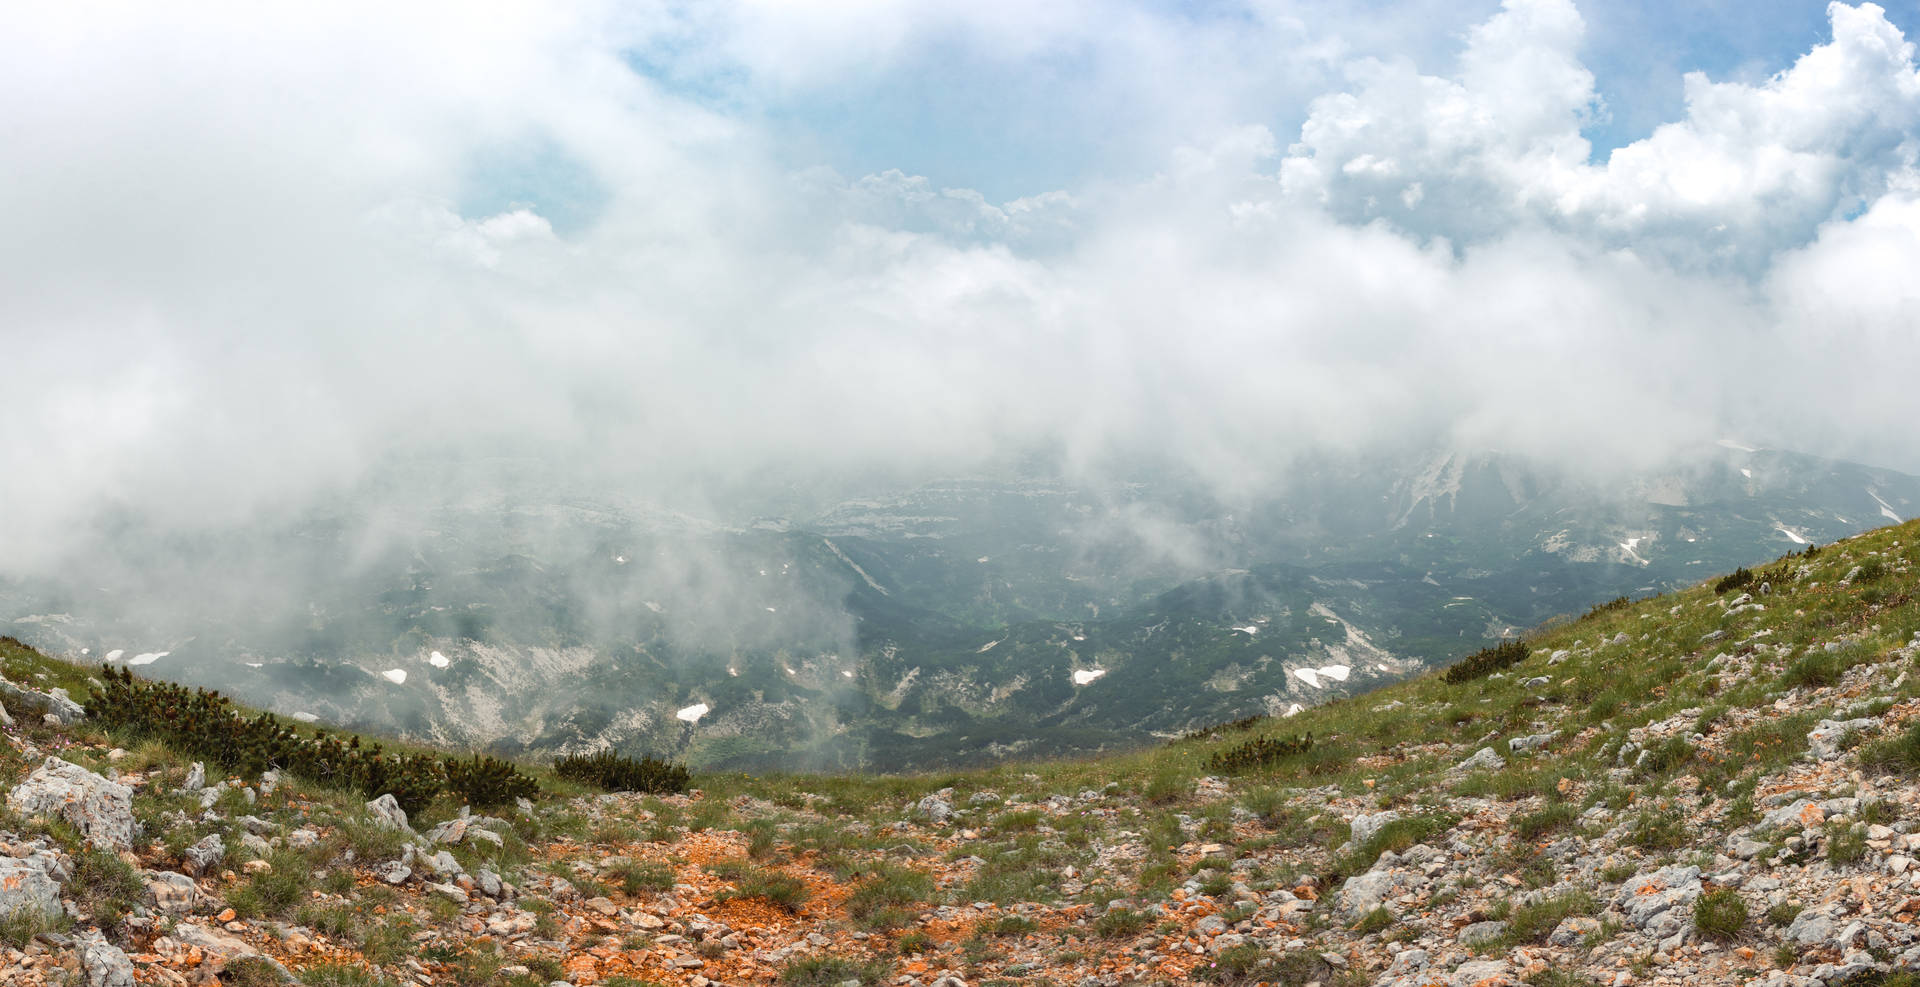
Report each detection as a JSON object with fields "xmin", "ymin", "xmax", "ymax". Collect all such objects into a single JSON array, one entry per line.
[
  {"xmin": 1072, "ymin": 668, "xmax": 1107, "ymax": 686},
  {"xmin": 381, "ymin": 668, "xmax": 408, "ymax": 684},
  {"xmin": 1619, "ymin": 537, "xmax": 1649, "ymax": 566},
  {"xmin": 676, "ymin": 703, "xmax": 710, "ymax": 724},
  {"xmin": 291, "ymin": 712, "xmax": 318, "ymax": 723},
  {"xmin": 1869, "ymin": 488, "xmax": 1903, "ymax": 523},
  {"xmin": 1777, "ymin": 525, "xmax": 1809, "ymax": 545},
  {"xmin": 1319, "ymin": 664, "xmax": 1350, "ymax": 681},
  {"xmin": 128, "ymin": 651, "xmax": 168, "ymax": 666},
  {"xmin": 1294, "ymin": 667, "xmax": 1323, "ymax": 689},
  {"xmin": 1283, "ymin": 703, "xmax": 1303, "ymax": 718},
  {"xmin": 244, "ymin": 662, "xmax": 262, "ymax": 668},
  {"xmin": 841, "ymin": 669, "xmax": 854, "ymax": 679},
  {"xmin": 103, "ymin": 649, "xmax": 124, "ymax": 661},
  {"xmin": 977, "ymin": 556, "xmax": 990, "ymax": 563},
  {"xmin": 614, "ymin": 555, "xmax": 627, "ymax": 565},
  {"xmin": 1717, "ymin": 438, "xmax": 1758, "ymax": 452},
  {"xmin": 977, "ymin": 639, "xmax": 1001, "ymax": 653},
  {"xmin": 1740, "ymin": 468, "xmax": 1752, "ymax": 479},
  {"xmin": 428, "ymin": 650, "xmax": 450, "ymax": 668},
  {"xmin": 1233, "ymin": 625, "xmax": 1259, "ymax": 636},
  {"xmin": 727, "ymin": 666, "xmax": 739, "ymax": 677}
]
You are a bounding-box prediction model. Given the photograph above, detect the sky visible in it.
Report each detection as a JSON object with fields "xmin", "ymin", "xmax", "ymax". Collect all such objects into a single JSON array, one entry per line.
[{"xmin": 5, "ymin": 0, "xmax": 1920, "ymax": 569}]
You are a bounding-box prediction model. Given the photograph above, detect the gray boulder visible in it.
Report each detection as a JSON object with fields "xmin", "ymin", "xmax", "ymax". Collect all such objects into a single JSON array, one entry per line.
[
  {"xmin": 183, "ymin": 833, "xmax": 226, "ymax": 878},
  {"xmin": 1509, "ymin": 732, "xmax": 1557, "ymax": 754},
  {"xmin": 78, "ymin": 929, "xmax": 136, "ymax": 987},
  {"xmin": 915, "ymin": 793, "xmax": 955, "ymax": 825},
  {"xmin": 5, "ymin": 757, "xmax": 135, "ymax": 850},
  {"xmin": 1809, "ymin": 718, "xmax": 1877, "ymax": 761},
  {"xmin": 143, "ymin": 870, "xmax": 199, "ymax": 913},
  {"xmin": 0, "ymin": 848, "xmax": 69, "ymax": 923},
  {"xmin": 1458, "ymin": 920, "xmax": 1508, "ymax": 945},
  {"xmin": 1346, "ymin": 811, "xmax": 1402, "ymax": 850},
  {"xmin": 0, "ymin": 678, "xmax": 86, "ymax": 724},
  {"xmin": 366, "ymin": 793, "xmax": 415, "ymax": 834},
  {"xmin": 1452, "ymin": 747, "xmax": 1506, "ymax": 774}
]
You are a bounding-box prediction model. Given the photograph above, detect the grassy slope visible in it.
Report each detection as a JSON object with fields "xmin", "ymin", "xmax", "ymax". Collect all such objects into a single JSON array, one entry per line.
[
  {"xmin": 700, "ymin": 518, "xmax": 1919, "ymax": 813},
  {"xmin": 3, "ymin": 520, "xmax": 1917, "ymax": 986},
  {"xmin": 8, "ymin": 520, "xmax": 1916, "ymax": 821}
]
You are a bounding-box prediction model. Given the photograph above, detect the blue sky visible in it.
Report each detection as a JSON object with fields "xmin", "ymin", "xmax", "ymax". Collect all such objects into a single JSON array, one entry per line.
[{"xmin": 602, "ymin": 0, "xmax": 1912, "ymax": 204}]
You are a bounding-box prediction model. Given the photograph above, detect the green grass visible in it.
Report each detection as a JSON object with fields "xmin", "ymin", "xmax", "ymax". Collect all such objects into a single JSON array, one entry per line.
[
  {"xmin": 1861, "ymin": 722, "xmax": 1920, "ymax": 775},
  {"xmin": 844, "ymin": 863, "xmax": 936, "ymax": 929},
  {"xmin": 1094, "ymin": 907, "xmax": 1150, "ymax": 938},
  {"xmin": 608, "ymin": 859, "xmax": 676, "ymax": 895},
  {"xmin": 779, "ymin": 956, "xmax": 891, "ymax": 987},
  {"xmin": 1694, "ymin": 888, "xmax": 1748, "ymax": 941},
  {"xmin": 711, "ymin": 862, "xmax": 812, "ymax": 911}
]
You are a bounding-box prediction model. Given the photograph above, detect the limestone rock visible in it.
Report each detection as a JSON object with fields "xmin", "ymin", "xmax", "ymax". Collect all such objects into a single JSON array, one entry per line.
[
  {"xmin": 183, "ymin": 833, "xmax": 226, "ymax": 878},
  {"xmin": 77, "ymin": 929, "xmax": 136, "ymax": 987},
  {"xmin": 366, "ymin": 793, "xmax": 415, "ymax": 834},
  {"xmin": 5, "ymin": 757, "xmax": 136, "ymax": 850}
]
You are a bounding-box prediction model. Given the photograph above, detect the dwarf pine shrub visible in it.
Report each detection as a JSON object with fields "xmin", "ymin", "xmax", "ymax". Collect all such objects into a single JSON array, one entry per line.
[
  {"xmin": 1713, "ymin": 568, "xmax": 1755, "ymax": 594},
  {"xmin": 552, "ymin": 750, "xmax": 691, "ymax": 794},
  {"xmin": 85, "ymin": 666, "xmax": 509, "ymax": 815},
  {"xmin": 1204, "ymin": 733, "xmax": 1313, "ymax": 773},
  {"xmin": 443, "ymin": 753, "xmax": 541, "ymax": 809},
  {"xmin": 1442, "ymin": 639, "xmax": 1531, "ymax": 684}
]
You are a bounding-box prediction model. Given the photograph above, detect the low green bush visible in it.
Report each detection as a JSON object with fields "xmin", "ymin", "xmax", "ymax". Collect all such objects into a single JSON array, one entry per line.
[
  {"xmin": 1205, "ymin": 733, "xmax": 1312, "ymax": 773},
  {"xmin": 1694, "ymin": 888, "xmax": 1747, "ymax": 941},
  {"xmin": 86, "ymin": 666, "xmax": 505, "ymax": 815},
  {"xmin": 1442, "ymin": 640, "xmax": 1530, "ymax": 684},
  {"xmin": 552, "ymin": 750, "xmax": 691, "ymax": 794}
]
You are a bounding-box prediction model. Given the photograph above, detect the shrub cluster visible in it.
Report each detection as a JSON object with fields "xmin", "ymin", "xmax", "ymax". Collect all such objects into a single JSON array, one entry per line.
[
  {"xmin": 443, "ymin": 753, "xmax": 541, "ymax": 809},
  {"xmin": 1204, "ymin": 732, "xmax": 1313, "ymax": 774},
  {"xmin": 1179, "ymin": 714, "xmax": 1264, "ymax": 742},
  {"xmin": 1713, "ymin": 568, "xmax": 1755, "ymax": 594},
  {"xmin": 552, "ymin": 749, "xmax": 691, "ymax": 794},
  {"xmin": 87, "ymin": 666, "xmax": 538, "ymax": 815},
  {"xmin": 1441, "ymin": 639, "xmax": 1530, "ymax": 684},
  {"xmin": 1583, "ymin": 596, "xmax": 1632, "ymax": 619}
]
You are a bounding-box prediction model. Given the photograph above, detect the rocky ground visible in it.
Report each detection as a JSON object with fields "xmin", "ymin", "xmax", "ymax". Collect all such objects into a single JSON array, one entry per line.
[{"xmin": 4, "ymin": 523, "xmax": 1920, "ymax": 987}]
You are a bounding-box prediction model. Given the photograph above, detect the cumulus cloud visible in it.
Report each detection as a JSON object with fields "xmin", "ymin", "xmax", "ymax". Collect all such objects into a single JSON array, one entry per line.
[
  {"xmin": 1283, "ymin": 0, "xmax": 1920, "ymax": 267},
  {"xmin": 3, "ymin": 0, "xmax": 1920, "ymax": 577}
]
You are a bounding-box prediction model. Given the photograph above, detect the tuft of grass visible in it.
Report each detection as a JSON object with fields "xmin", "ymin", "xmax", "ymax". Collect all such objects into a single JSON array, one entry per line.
[
  {"xmin": 608, "ymin": 859, "xmax": 676, "ymax": 896},
  {"xmin": 1352, "ymin": 906, "xmax": 1393, "ymax": 935},
  {"xmin": 69, "ymin": 849, "xmax": 144, "ymax": 928},
  {"xmin": 779, "ymin": 956, "xmax": 890, "ymax": 987},
  {"xmin": 0, "ymin": 904, "xmax": 71, "ymax": 949},
  {"xmin": 300, "ymin": 966, "xmax": 403, "ymax": 987},
  {"xmin": 844, "ymin": 864, "xmax": 935, "ymax": 930},
  {"xmin": 1508, "ymin": 890, "xmax": 1597, "ymax": 943},
  {"xmin": 1782, "ymin": 649, "xmax": 1856, "ymax": 690},
  {"xmin": 1826, "ymin": 823, "xmax": 1868, "ymax": 866},
  {"xmin": 1094, "ymin": 907, "xmax": 1150, "ymax": 938},
  {"xmin": 1861, "ymin": 722, "xmax": 1920, "ymax": 775},
  {"xmin": 1329, "ymin": 813, "xmax": 1455, "ymax": 880},
  {"xmin": 1694, "ymin": 888, "xmax": 1747, "ymax": 941},
  {"xmin": 712, "ymin": 865, "xmax": 812, "ymax": 912},
  {"xmin": 1624, "ymin": 809, "xmax": 1688, "ymax": 851},
  {"xmin": 1513, "ymin": 802, "xmax": 1578, "ymax": 841}
]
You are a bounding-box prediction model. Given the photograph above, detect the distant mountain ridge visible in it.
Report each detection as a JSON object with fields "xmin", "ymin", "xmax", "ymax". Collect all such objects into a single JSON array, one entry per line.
[{"xmin": 4, "ymin": 442, "xmax": 1917, "ymax": 770}]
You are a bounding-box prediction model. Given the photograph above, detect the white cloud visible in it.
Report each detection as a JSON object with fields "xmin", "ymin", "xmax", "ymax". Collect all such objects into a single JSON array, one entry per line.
[
  {"xmin": 4, "ymin": 0, "xmax": 1920, "ymax": 571},
  {"xmin": 1283, "ymin": 1, "xmax": 1920, "ymax": 267}
]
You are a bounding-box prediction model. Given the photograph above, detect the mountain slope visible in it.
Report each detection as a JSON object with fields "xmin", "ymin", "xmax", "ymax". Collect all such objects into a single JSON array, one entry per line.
[
  {"xmin": 6, "ymin": 443, "xmax": 1918, "ymax": 771},
  {"xmin": 3, "ymin": 520, "xmax": 1920, "ymax": 985}
]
